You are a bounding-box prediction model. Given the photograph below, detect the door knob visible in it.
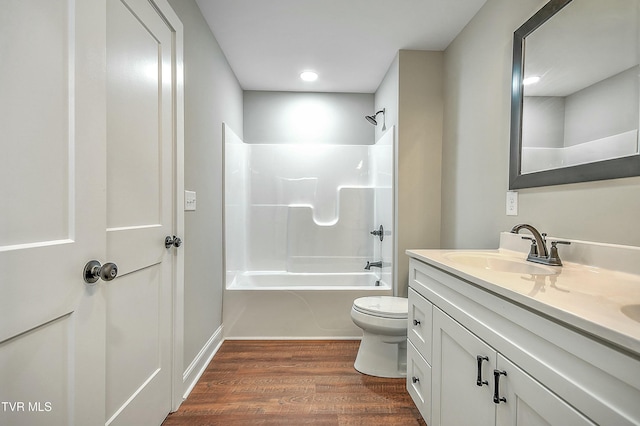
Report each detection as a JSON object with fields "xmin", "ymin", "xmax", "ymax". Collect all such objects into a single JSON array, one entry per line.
[
  {"xmin": 165, "ymin": 235, "xmax": 182, "ymax": 248},
  {"xmin": 83, "ymin": 260, "xmax": 118, "ymax": 284}
]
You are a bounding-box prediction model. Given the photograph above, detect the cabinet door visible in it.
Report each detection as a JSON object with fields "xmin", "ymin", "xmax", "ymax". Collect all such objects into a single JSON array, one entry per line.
[
  {"xmin": 432, "ymin": 308, "xmax": 496, "ymax": 426},
  {"xmin": 495, "ymin": 354, "xmax": 595, "ymax": 426}
]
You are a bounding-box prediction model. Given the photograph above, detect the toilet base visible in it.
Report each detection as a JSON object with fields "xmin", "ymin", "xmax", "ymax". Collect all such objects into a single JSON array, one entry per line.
[{"xmin": 354, "ymin": 331, "xmax": 407, "ymax": 378}]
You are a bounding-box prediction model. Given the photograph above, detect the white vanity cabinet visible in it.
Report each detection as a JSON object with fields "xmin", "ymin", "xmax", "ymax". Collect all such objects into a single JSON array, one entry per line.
[
  {"xmin": 407, "ymin": 255, "xmax": 640, "ymax": 426},
  {"xmin": 432, "ymin": 307, "xmax": 593, "ymax": 426},
  {"xmin": 431, "ymin": 306, "xmax": 496, "ymax": 425},
  {"xmin": 407, "ymin": 287, "xmax": 433, "ymax": 424}
]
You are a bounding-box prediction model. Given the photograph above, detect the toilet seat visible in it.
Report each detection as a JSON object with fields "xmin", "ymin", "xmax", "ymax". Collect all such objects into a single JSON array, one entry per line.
[{"xmin": 352, "ymin": 296, "xmax": 408, "ymax": 319}]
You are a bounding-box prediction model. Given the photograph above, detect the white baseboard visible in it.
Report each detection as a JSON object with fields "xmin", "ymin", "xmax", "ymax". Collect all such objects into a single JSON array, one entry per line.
[
  {"xmin": 182, "ymin": 325, "xmax": 224, "ymax": 400},
  {"xmin": 223, "ymin": 336, "xmax": 362, "ymax": 340}
]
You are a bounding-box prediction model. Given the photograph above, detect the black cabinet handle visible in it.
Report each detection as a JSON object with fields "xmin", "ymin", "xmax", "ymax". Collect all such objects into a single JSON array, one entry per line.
[
  {"xmin": 493, "ymin": 370, "xmax": 507, "ymax": 404},
  {"xmin": 476, "ymin": 356, "xmax": 489, "ymax": 386},
  {"xmin": 413, "ymin": 319, "xmax": 421, "ymax": 326}
]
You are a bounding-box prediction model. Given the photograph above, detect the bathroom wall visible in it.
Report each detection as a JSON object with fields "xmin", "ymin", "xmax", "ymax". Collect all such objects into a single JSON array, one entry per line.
[
  {"xmin": 167, "ymin": 0, "xmax": 243, "ymax": 394},
  {"xmin": 563, "ymin": 66, "xmax": 639, "ymax": 147},
  {"xmin": 375, "ymin": 51, "xmax": 444, "ymax": 297},
  {"xmin": 522, "ymin": 96, "xmax": 565, "ymax": 149},
  {"xmin": 522, "ymin": 67, "xmax": 640, "ymax": 173},
  {"xmin": 442, "ymin": 0, "xmax": 640, "ymax": 249},
  {"xmin": 374, "ymin": 55, "xmax": 399, "ymax": 147},
  {"xmin": 243, "ymin": 91, "xmax": 374, "ymax": 144},
  {"xmin": 523, "ymin": 66, "xmax": 639, "ymax": 149}
]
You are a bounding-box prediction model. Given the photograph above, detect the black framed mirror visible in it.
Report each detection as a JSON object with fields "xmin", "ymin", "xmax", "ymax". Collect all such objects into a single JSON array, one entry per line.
[{"xmin": 509, "ymin": 0, "xmax": 640, "ymax": 189}]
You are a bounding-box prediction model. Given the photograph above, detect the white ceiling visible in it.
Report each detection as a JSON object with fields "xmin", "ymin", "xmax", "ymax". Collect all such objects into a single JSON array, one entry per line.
[{"xmin": 195, "ymin": 0, "xmax": 487, "ymax": 93}]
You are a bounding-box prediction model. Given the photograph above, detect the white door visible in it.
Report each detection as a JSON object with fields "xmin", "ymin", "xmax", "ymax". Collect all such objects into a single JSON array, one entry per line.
[
  {"xmin": 0, "ymin": 1, "xmax": 107, "ymax": 425},
  {"xmin": 105, "ymin": 0, "xmax": 179, "ymax": 424},
  {"xmin": 432, "ymin": 308, "xmax": 496, "ymax": 426}
]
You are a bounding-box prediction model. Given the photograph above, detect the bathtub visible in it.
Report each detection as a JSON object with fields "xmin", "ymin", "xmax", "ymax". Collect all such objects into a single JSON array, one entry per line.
[
  {"xmin": 230, "ymin": 271, "xmax": 388, "ymax": 290},
  {"xmin": 223, "ymin": 271, "xmax": 393, "ymax": 339}
]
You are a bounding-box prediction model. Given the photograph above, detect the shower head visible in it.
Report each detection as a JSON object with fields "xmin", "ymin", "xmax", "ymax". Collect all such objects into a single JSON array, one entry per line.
[{"xmin": 365, "ymin": 108, "xmax": 386, "ymax": 130}]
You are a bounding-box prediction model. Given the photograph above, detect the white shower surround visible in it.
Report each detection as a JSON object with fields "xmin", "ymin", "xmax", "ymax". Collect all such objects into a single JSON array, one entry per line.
[{"xmin": 223, "ymin": 123, "xmax": 394, "ymax": 338}]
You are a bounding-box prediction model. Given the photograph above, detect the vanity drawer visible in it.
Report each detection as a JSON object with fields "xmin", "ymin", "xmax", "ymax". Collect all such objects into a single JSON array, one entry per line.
[
  {"xmin": 408, "ymin": 287, "xmax": 433, "ymax": 364},
  {"xmin": 407, "ymin": 340, "xmax": 432, "ymax": 424}
]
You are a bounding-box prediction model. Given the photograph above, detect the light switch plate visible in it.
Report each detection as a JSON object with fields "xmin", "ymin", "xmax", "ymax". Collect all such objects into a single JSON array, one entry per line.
[
  {"xmin": 185, "ymin": 190, "xmax": 196, "ymax": 211},
  {"xmin": 506, "ymin": 191, "xmax": 518, "ymax": 216}
]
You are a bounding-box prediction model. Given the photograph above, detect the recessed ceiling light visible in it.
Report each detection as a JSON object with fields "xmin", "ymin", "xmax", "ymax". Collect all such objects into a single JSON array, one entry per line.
[
  {"xmin": 300, "ymin": 71, "xmax": 318, "ymax": 82},
  {"xmin": 523, "ymin": 76, "xmax": 541, "ymax": 85}
]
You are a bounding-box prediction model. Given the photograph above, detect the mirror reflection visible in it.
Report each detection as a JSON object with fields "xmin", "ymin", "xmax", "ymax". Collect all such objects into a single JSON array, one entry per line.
[
  {"xmin": 510, "ymin": 0, "xmax": 640, "ymax": 188},
  {"xmin": 522, "ymin": 0, "xmax": 639, "ymax": 174}
]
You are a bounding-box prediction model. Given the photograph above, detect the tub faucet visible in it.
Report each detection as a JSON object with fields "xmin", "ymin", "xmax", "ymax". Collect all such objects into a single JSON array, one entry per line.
[
  {"xmin": 510, "ymin": 224, "xmax": 570, "ymax": 266},
  {"xmin": 364, "ymin": 261, "xmax": 383, "ymax": 270}
]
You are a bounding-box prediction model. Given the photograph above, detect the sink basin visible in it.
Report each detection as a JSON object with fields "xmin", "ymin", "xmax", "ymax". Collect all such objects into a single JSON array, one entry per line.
[
  {"xmin": 443, "ymin": 252, "xmax": 557, "ymax": 276},
  {"xmin": 621, "ymin": 304, "xmax": 640, "ymax": 323}
]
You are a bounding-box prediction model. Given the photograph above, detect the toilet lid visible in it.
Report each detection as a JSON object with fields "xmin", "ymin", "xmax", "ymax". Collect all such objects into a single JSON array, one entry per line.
[{"xmin": 353, "ymin": 296, "xmax": 408, "ymax": 319}]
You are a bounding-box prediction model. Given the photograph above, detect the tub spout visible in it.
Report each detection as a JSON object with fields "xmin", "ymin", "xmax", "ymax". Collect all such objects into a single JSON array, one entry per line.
[{"xmin": 364, "ymin": 261, "xmax": 383, "ymax": 270}]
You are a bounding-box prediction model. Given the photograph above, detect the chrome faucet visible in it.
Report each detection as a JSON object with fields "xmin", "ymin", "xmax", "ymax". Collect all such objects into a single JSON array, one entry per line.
[
  {"xmin": 364, "ymin": 261, "xmax": 383, "ymax": 270},
  {"xmin": 510, "ymin": 224, "xmax": 570, "ymax": 266},
  {"xmin": 510, "ymin": 224, "xmax": 548, "ymax": 258}
]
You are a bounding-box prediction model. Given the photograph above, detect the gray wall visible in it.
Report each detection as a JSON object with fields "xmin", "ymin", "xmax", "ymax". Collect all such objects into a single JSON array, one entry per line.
[
  {"xmin": 442, "ymin": 0, "xmax": 640, "ymax": 249},
  {"xmin": 243, "ymin": 91, "xmax": 374, "ymax": 144},
  {"xmin": 397, "ymin": 51, "xmax": 443, "ymax": 296},
  {"xmin": 564, "ymin": 66, "xmax": 639, "ymax": 147},
  {"xmin": 374, "ymin": 55, "xmax": 399, "ymax": 143},
  {"xmin": 167, "ymin": 0, "xmax": 243, "ymax": 379},
  {"xmin": 524, "ymin": 67, "xmax": 639, "ymax": 150},
  {"xmin": 375, "ymin": 51, "xmax": 443, "ymax": 297},
  {"xmin": 523, "ymin": 97, "xmax": 565, "ymax": 148}
]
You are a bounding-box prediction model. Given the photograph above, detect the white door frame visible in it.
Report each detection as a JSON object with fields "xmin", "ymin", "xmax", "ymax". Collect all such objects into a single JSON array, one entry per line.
[{"xmin": 146, "ymin": 0, "xmax": 185, "ymax": 412}]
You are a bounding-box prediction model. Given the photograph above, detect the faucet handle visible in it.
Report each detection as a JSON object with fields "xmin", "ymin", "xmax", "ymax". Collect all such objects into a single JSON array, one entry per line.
[
  {"xmin": 521, "ymin": 236, "xmax": 539, "ymax": 257},
  {"xmin": 548, "ymin": 241, "xmax": 571, "ymax": 266},
  {"xmin": 370, "ymin": 225, "xmax": 384, "ymax": 241}
]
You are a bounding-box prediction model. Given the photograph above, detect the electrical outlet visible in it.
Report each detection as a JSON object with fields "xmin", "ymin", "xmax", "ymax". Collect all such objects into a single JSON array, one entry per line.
[
  {"xmin": 506, "ymin": 191, "xmax": 518, "ymax": 216},
  {"xmin": 185, "ymin": 190, "xmax": 196, "ymax": 211}
]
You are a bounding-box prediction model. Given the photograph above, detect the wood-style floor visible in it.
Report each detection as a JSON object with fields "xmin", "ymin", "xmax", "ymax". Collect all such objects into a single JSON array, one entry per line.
[{"xmin": 163, "ymin": 340, "xmax": 426, "ymax": 425}]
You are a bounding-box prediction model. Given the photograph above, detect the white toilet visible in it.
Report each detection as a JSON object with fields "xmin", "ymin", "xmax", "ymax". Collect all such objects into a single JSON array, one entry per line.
[{"xmin": 351, "ymin": 296, "xmax": 408, "ymax": 378}]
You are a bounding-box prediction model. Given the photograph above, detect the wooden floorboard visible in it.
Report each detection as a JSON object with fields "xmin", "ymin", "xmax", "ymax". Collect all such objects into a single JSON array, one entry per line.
[{"xmin": 163, "ymin": 340, "xmax": 426, "ymax": 425}]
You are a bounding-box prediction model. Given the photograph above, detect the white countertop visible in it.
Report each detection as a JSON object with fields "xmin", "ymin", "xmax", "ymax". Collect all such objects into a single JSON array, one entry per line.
[{"xmin": 407, "ymin": 247, "xmax": 640, "ymax": 356}]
